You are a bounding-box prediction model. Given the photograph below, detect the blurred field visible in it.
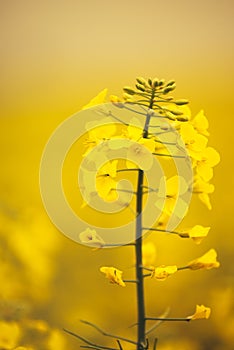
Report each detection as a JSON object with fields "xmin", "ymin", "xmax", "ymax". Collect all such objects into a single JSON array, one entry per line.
[{"xmin": 1, "ymin": 1, "xmax": 234, "ymax": 349}]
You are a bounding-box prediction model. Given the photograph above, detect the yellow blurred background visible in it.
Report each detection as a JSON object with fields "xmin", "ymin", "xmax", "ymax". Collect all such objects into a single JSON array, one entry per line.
[{"xmin": 1, "ymin": 0, "xmax": 234, "ymax": 349}]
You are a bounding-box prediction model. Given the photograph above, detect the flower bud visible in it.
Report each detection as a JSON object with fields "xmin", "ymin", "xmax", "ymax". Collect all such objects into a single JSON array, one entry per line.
[
  {"xmin": 174, "ymin": 99, "xmax": 189, "ymax": 105},
  {"xmin": 136, "ymin": 83, "xmax": 146, "ymax": 92},
  {"xmin": 158, "ymin": 79, "xmax": 165, "ymax": 86},
  {"xmin": 162, "ymin": 84, "xmax": 176, "ymax": 94},
  {"xmin": 148, "ymin": 78, "xmax": 152, "ymax": 87},
  {"xmin": 136, "ymin": 77, "xmax": 147, "ymax": 86},
  {"xmin": 166, "ymin": 79, "xmax": 176, "ymax": 86},
  {"xmin": 123, "ymin": 87, "xmax": 135, "ymax": 95},
  {"xmin": 176, "ymin": 116, "xmax": 189, "ymax": 121},
  {"xmin": 169, "ymin": 109, "xmax": 183, "ymax": 115},
  {"xmin": 152, "ymin": 78, "xmax": 159, "ymax": 87}
]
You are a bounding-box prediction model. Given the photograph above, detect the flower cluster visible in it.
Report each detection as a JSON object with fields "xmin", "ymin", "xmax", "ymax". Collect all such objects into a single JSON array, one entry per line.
[{"xmin": 72, "ymin": 77, "xmax": 220, "ymax": 350}]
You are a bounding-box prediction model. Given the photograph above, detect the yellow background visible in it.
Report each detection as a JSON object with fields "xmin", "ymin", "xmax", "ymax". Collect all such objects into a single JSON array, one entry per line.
[{"xmin": 1, "ymin": 1, "xmax": 234, "ymax": 349}]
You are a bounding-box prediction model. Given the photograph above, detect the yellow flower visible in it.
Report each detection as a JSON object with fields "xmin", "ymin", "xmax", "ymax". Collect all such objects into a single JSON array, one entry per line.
[
  {"xmin": 84, "ymin": 119, "xmax": 117, "ymax": 156},
  {"xmin": 196, "ymin": 147, "xmax": 220, "ymax": 181},
  {"xmin": 0, "ymin": 321, "xmax": 21, "ymax": 349},
  {"xmin": 96, "ymin": 160, "xmax": 118, "ymax": 201},
  {"xmin": 152, "ymin": 265, "xmax": 177, "ymax": 281},
  {"xmin": 191, "ymin": 110, "xmax": 209, "ymax": 136},
  {"xmin": 109, "ymin": 95, "xmax": 124, "ymax": 108},
  {"xmin": 79, "ymin": 228, "xmax": 105, "ymax": 248},
  {"xmin": 187, "ymin": 304, "xmax": 211, "ymax": 320},
  {"xmin": 48, "ymin": 329, "xmax": 66, "ymax": 350},
  {"xmin": 97, "ymin": 160, "xmax": 118, "ymax": 178},
  {"xmin": 142, "ymin": 242, "xmax": 156, "ymax": 267},
  {"xmin": 82, "ymin": 88, "xmax": 108, "ymax": 110},
  {"xmin": 126, "ymin": 142, "xmax": 154, "ymax": 171},
  {"xmin": 155, "ymin": 175, "xmax": 189, "ymax": 219},
  {"xmin": 187, "ymin": 249, "xmax": 220, "ymax": 270},
  {"xmin": 100, "ymin": 267, "xmax": 126, "ymax": 287},
  {"xmin": 179, "ymin": 225, "xmax": 210, "ymax": 244},
  {"xmin": 179, "ymin": 123, "xmax": 208, "ymax": 160},
  {"xmin": 193, "ymin": 176, "xmax": 214, "ymax": 210}
]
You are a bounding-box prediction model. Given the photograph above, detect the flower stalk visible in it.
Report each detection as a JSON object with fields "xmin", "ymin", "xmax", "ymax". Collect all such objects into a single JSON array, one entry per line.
[
  {"xmin": 74, "ymin": 76, "xmax": 220, "ymax": 350},
  {"xmin": 135, "ymin": 90, "xmax": 155, "ymax": 349}
]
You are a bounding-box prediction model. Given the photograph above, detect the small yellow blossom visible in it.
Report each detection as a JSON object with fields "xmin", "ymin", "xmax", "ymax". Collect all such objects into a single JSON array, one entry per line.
[
  {"xmin": 187, "ymin": 249, "xmax": 220, "ymax": 270},
  {"xmin": 82, "ymin": 88, "xmax": 108, "ymax": 110},
  {"xmin": 48, "ymin": 329, "xmax": 66, "ymax": 350},
  {"xmin": 79, "ymin": 228, "xmax": 105, "ymax": 248},
  {"xmin": 179, "ymin": 225, "xmax": 210, "ymax": 244},
  {"xmin": 187, "ymin": 304, "xmax": 211, "ymax": 320},
  {"xmin": 191, "ymin": 110, "xmax": 209, "ymax": 136},
  {"xmin": 196, "ymin": 147, "xmax": 220, "ymax": 181},
  {"xmin": 155, "ymin": 175, "xmax": 189, "ymax": 219},
  {"xmin": 124, "ymin": 118, "xmax": 143, "ymax": 141},
  {"xmin": 109, "ymin": 95, "xmax": 124, "ymax": 108},
  {"xmin": 152, "ymin": 265, "xmax": 177, "ymax": 281},
  {"xmin": 127, "ymin": 142, "xmax": 153, "ymax": 170},
  {"xmin": 121, "ymin": 119, "xmax": 155, "ymax": 170},
  {"xmin": 180, "ymin": 123, "xmax": 208, "ymax": 160},
  {"xmin": 98, "ymin": 160, "xmax": 118, "ymax": 178},
  {"xmin": 0, "ymin": 321, "xmax": 21, "ymax": 349},
  {"xmin": 96, "ymin": 160, "xmax": 118, "ymax": 201},
  {"xmin": 110, "ymin": 95, "xmax": 122, "ymax": 103},
  {"xmin": 100, "ymin": 267, "xmax": 126, "ymax": 287},
  {"xmin": 142, "ymin": 242, "xmax": 156, "ymax": 267},
  {"xmin": 84, "ymin": 120, "xmax": 117, "ymax": 155},
  {"xmin": 193, "ymin": 176, "xmax": 214, "ymax": 210}
]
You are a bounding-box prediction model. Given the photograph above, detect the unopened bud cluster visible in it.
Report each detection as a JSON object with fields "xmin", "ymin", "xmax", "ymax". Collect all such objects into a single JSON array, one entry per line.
[{"xmin": 123, "ymin": 77, "xmax": 189, "ymax": 122}]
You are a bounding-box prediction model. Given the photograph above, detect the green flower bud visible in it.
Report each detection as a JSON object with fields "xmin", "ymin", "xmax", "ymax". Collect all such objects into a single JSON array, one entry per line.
[
  {"xmin": 136, "ymin": 83, "xmax": 146, "ymax": 92},
  {"xmin": 163, "ymin": 96, "xmax": 174, "ymax": 101},
  {"xmin": 169, "ymin": 109, "xmax": 184, "ymax": 116},
  {"xmin": 176, "ymin": 116, "xmax": 189, "ymax": 121},
  {"xmin": 158, "ymin": 79, "xmax": 165, "ymax": 86},
  {"xmin": 148, "ymin": 78, "xmax": 152, "ymax": 87},
  {"xmin": 166, "ymin": 80, "xmax": 176, "ymax": 86},
  {"xmin": 123, "ymin": 93, "xmax": 134, "ymax": 102},
  {"xmin": 162, "ymin": 84, "xmax": 176, "ymax": 94},
  {"xmin": 136, "ymin": 77, "xmax": 147, "ymax": 86},
  {"xmin": 166, "ymin": 113, "xmax": 176, "ymax": 121},
  {"xmin": 174, "ymin": 99, "xmax": 189, "ymax": 105},
  {"xmin": 123, "ymin": 87, "xmax": 135, "ymax": 95},
  {"xmin": 152, "ymin": 78, "xmax": 159, "ymax": 87}
]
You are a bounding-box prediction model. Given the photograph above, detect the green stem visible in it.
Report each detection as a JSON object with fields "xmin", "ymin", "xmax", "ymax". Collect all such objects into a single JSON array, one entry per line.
[
  {"xmin": 142, "ymin": 227, "xmax": 180, "ymax": 235},
  {"xmin": 135, "ymin": 89, "xmax": 155, "ymax": 350},
  {"xmin": 152, "ymin": 152, "xmax": 187, "ymax": 159},
  {"xmin": 145, "ymin": 317, "xmax": 190, "ymax": 322},
  {"xmin": 135, "ymin": 170, "xmax": 145, "ymax": 350}
]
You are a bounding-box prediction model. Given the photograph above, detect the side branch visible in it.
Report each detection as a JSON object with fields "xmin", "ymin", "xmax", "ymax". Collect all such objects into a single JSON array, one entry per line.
[{"xmin": 80, "ymin": 320, "xmax": 139, "ymax": 346}]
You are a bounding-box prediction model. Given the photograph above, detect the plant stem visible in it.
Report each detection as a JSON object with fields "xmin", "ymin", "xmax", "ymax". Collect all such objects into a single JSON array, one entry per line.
[
  {"xmin": 135, "ymin": 170, "xmax": 145, "ymax": 350},
  {"xmin": 145, "ymin": 317, "xmax": 190, "ymax": 322},
  {"xmin": 135, "ymin": 90, "xmax": 155, "ymax": 350}
]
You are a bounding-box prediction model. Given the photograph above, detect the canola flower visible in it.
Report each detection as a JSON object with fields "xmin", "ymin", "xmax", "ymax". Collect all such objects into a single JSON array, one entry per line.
[
  {"xmin": 65, "ymin": 77, "xmax": 220, "ymax": 350},
  {"xmin": 187, "ymin": 304, "xmax": 211, "ymax": 320},
  {"xmin": 96, "ymin": 160, "xmax": 119, "ymax": 201},
  {"xmin": 79, "ymin": 227, "xmax": 105, "ymax": 248},
  {"xmin": 100, "ymin": 266, "xmax": 126, "ymax": 287},
  {"xmin": 178, "ymin": 225, "xmax": 210, "ymax": 244},
  {"xmin": 152, "ymin": 265, "xmax": 178, "ymax": 281},
  {"xmin": 0, "ymin": 318, "xmax": 67, "ymax": 349},
  {"xmin": 187, "ymin": 249, "xmax": 220, "ymax": 270}
]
